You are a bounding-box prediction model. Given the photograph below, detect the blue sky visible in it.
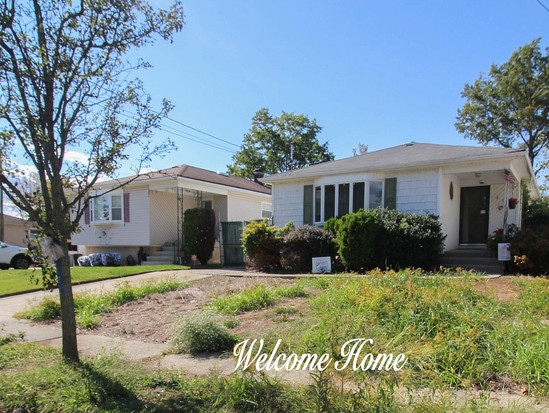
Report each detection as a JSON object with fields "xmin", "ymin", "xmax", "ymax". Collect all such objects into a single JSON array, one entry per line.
[
  {"xmin": 7, "ymin": 0, "xmax": 549, "ymax": 181},
  {"xmin": 130, "ymin": 0, "xmax": 549, "ymax": 175}
]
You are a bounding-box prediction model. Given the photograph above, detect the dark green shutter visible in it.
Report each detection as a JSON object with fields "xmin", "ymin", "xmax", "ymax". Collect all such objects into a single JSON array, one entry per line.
[
  {"xmin": 303, "ymin": 185, "xmax": 313, "ymax": 225},
  {"xmin": 384, "ymin": 178, "xmax": 397, "ymax": 209}
]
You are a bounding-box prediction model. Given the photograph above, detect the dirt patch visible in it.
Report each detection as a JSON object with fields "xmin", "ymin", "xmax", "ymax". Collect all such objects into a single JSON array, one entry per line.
[
  {"xmin": 80, "ymin": 276, "xmax": 300, "ymax": 343},
  {"xmin": 472, "ymin": 276, "xmax": 521, "ymax": 303}
]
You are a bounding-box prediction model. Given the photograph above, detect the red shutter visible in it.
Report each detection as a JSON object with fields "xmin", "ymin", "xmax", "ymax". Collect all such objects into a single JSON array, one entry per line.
[
  {"xmin": 84, "ymin": 197, "xmax": 91, "ymax": 225},
  {"xmin": 124, "ymin": 193, "xmax": 130, "ymax": 223}
]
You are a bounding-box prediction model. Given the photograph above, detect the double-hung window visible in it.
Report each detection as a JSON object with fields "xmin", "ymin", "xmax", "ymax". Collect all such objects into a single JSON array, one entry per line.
[{"xmin": 91, "ymin": 194, "xmax": 123, "ymax": 222}]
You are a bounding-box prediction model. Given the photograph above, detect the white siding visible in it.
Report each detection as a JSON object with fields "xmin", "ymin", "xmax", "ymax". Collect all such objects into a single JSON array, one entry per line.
[
  {"xmin": 272, "ymin": 180, "xmax": 313, "ymax": 227},
  {"xmin": 394, "ymin": 169, "xmax": 439, "ymax": 214},
  {"xmin": 72, "ymin": 187, "xmax": 150, "ymax": 247},
  {"xmin": 213, "ymin": 195, "xmax": 228, "ymax": 222},
  {"xmin": 227, "ymin": 190, "xmax": 271, "ymax": 222},
  {"xmin": 272, "ymin": 170, "xmax": 439, "ymax": 228},
  {"xmin": 488, "ymin": 184, "xmax": 520, "ymax": 236},
  {"xmin": 149, "ymin": 190, "xmax": 178, "ymax": 246},
  {"xmin": 440, "ymin": 174, "xmax": 461, "ymax": 251}
]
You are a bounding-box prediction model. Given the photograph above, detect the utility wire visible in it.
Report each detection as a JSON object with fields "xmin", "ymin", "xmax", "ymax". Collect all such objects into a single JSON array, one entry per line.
[
  {"xmin": 535, "ymin": 0, "xmax": 549, "ymax": 13},
  {"xmin": 163, "ymin": 114, "xmax": 240, "ymax": 148},
  {"xmin": 119, "ymin": 110, "xmax": 236, "ymax": 154}
]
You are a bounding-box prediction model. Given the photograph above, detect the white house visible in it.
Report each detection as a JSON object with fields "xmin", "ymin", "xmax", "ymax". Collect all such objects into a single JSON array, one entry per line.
[
  {"xmin": 261, "ymin": 142, "xmax": 540, "ymax": 252},
  {"xmin": 71, "ymin": 164, "xmax": 271, "ymax": 264}
]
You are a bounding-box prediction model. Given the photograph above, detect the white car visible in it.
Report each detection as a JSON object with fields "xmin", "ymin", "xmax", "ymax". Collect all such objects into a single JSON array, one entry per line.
[{"xmin": 0, "ymin": 242, "xmax": 32, "ymax": 270}]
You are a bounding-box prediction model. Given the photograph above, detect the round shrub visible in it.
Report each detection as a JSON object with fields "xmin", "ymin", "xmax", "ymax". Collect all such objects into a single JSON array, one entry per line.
[
  {"xmin": 171, "ymin": 310, "xmax": 238, "ymax": 354},
  {"xmin": 376, "ymin": 209, "xmax": 446, "ymax": 270},
  {"xmin": 332, "ymin": 209, "xmax": 380, "ymax": 272},
  {"xmin": 280, "ymin": 225, "xmax": 334, "ymax": 273},
  {"xmin": 241, "ymin": 220, "xmax": 282, "ymax": 271},
  {"xmin": 183, "ymin": 208, "xmax": 216, "ymax": 265}
]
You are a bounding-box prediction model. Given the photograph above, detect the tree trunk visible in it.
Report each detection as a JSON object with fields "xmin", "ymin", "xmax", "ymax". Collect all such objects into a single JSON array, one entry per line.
[{"xmin": 57, "ymin": 248, "xmax": 79, "ymax": 362}]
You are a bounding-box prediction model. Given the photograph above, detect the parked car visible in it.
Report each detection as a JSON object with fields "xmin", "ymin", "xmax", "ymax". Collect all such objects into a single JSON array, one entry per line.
[{"xmin": 0, "ymin": 241, "xmax": 32, "ymax": 270}]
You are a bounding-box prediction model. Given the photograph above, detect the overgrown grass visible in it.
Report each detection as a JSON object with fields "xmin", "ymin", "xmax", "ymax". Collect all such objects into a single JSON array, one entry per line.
[
  {"xmin": 211, "ymin": 283, "xmax": 307, "ymax": 314},
  {"xmin": 0, "ymin": 264, "xmax": 187, "ymax": 297},
  {"xmin": 298, "ymin": 270, "xmax": 549, "ymax": 394},
  {"xmin": 16, "ymin": 278, "xmax": 187, "ymax": 328},
  {"xmin": 1, "ymin": 343, "xmax": 538, "ymax": 412}
]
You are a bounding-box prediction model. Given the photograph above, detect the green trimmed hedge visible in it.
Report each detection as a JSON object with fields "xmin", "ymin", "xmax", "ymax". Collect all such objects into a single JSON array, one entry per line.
[{"xmin": 183, "ymin": 208, "xmax": 216, "ymax": 265}]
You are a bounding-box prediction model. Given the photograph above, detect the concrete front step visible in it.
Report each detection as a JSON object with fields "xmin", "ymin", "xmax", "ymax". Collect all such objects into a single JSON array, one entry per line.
[
  {"xmin": 441, "ymin": 247, "xmax": 504, "ymax": 274},
  {"xmin": 440, "ymin": 256, "xmax": 501, "ymax": 266},
  {"xmin": 150, "ymin": 250, "xmax": 174, "ymax": 257}
]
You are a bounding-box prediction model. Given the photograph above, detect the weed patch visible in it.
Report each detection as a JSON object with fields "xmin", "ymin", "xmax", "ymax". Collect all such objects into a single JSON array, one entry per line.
[
  {"xmin": 171, "ymin": 310, "xmax": 238, "ymax": 354},
  {"xmin": 16, "ymin": 278, "xmax": 187, "ymax": 328}
]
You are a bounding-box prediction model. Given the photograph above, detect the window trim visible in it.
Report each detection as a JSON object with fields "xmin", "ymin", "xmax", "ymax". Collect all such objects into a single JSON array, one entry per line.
[
  {"xmin": 90, "ymin": 193, "xmax": 124, "ymax": 223},
  {"xmin": 313, "ymin": 179, "xmax": 390, "ymax": 224}
]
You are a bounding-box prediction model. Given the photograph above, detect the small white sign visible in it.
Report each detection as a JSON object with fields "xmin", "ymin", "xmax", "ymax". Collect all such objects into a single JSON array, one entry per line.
[
  {"xmin": 498, "ymin": 243, "xmax": 511, "ymax": 262},
  {"xmin": 312, "ymin": 256, "xmax": 332, "ymax": 274}
]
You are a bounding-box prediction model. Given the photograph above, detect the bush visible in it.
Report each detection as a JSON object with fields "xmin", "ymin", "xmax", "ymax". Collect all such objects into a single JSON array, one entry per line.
[
  {"xmin": 171, "ymin": 310, "xmax": 238, "ymax": 354},
  {"xmin": 280, "ymin": 226, "xmax": 335, "ymax": 273},
  {"xmin": 183, "ymin": 208, "xmax": 216, "ymax": 265},
  {"xmin": 510, "ymin": 225, "xmax": 549, "ymax": 274},
  {"xmin": 241, "ymin": 220, "xmax": 283, "ymax": 271},
  {"xmin": 325, "ymin": 209, "xmax": 445, "ymax": 272},
  {"xmin": 523, "ymin": 197, "xmax": 549, "ymax": 228},
  {"xmin": 330, "ymin": 209, "xmax": 380, "ymax": 272},
  {"xmin": 375, "ymin": 209, "xmax": 446, "ymax": 270}
]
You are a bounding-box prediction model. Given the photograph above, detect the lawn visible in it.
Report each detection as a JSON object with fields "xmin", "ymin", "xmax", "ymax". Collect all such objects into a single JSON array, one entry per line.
[
  {"xmin": 0, "ymin": 264, "xmax": 187, "ymax": 297},
  {"xmin": 2, "ymin": 271, "xmax": 548, "ymax": 412}
]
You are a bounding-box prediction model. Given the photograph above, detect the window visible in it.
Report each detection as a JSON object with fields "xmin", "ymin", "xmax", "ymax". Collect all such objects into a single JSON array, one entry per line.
[
  {"xmin": 303, "ymin": 185, "xmax": 313, "ymax": 225},
  {"xmin": 91, "ymin": 195, "xmax": 123, "ymax": 222},
  {"xmin": 261, "ymin": 202, "xmax": 272, "ymax": 219},
  {"xmin": 202, "ymin": 200, "xmax": 213, "ymax": 210},
  {"xmin": 324, "ymin": 185, "xmax": 335, "ymax": 221},
  {"xmin": 369, "ymin": 181, "xmax": 383, "ymax": 210},
  {"xmin": 352, "ymin": 182, "xmax": 365, "ymax": 212},
  {"xmin": 314, "ymin": 186, "xmax": 321, "ymax": 222},
  {"xmin": 384, "ymin": 178, "xmax": 397, "ymax": 209},
  {"xmin": 338, "ymin": 183, "xmax": 350, "ymax": 217}
]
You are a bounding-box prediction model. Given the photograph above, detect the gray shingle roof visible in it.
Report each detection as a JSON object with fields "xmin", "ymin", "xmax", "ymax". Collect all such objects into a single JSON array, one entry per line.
[
  {"xmin": 262, "ymin": 142, "xmax": 526, "ymax": 182},
  {"xmin": 101, "ymin": 165, "xmax": 271, "ymax": 195}
]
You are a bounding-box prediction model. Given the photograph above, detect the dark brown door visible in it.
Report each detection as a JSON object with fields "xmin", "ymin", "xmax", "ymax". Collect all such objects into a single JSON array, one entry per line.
[{"xmin": 459, "ymin": 186, "xmax": 490, "ymax": 244}]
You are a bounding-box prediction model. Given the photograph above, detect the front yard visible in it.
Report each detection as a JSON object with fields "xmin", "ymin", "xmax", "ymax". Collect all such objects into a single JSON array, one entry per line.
[{"xmin": 2, "ymin": 270, "xmax": 548, "ymax": 412}]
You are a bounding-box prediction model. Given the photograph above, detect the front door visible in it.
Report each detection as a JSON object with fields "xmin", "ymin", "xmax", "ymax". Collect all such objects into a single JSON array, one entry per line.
[{"xmin": 459, "ymin": 186, "xmax": 490, "ymax": 244}]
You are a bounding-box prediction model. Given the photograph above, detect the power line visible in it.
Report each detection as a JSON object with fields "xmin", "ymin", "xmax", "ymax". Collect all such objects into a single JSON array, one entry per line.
[
  {"xmin": 163, "ymin": 114, "xmax": 240, "ymax": 148},
  {"xmin": 119, "ymin": 110, "xmax": 237, "ymax": 154},
  {"xmin": 535, "ymin": 0, "xmax": 549, "ymax": 13}
]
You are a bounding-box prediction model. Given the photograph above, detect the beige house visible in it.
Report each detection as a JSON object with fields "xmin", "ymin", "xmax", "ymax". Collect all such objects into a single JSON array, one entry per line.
[
  {"xmin": 262, "ymin": 142, "xmax": 539, "ymax": 252},
  {"xmin": 1, "ymin": 214, "xmax": 35, "ymax": 247},
  {"xmin": 71, "ymin": 165, "xmax": 271, "ymax": 264}
]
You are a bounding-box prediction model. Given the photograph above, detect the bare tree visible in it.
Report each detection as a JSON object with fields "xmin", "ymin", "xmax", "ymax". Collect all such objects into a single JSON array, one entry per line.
[{"xmin": 0, "ymin": 0, "xmax": 184, "ymax": 361}]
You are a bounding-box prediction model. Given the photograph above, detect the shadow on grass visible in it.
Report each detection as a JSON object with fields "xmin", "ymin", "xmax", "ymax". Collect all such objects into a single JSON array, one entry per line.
[{"xmin": 78, "ymin": 361, "xmax": 144, "ymax": 412}]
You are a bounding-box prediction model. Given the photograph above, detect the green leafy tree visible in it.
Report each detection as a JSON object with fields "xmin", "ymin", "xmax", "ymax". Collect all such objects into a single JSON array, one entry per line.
[
  {"xmin": 227, "ymin": 108, "xmax": 334, "ymax": 179},
  {"xmin": 0, "ymin": 0, "xmax": 184, "ymax": 361},
  {"xmin": 455, "ymin": 38, "xmax": 549, "ymax": 181}
]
